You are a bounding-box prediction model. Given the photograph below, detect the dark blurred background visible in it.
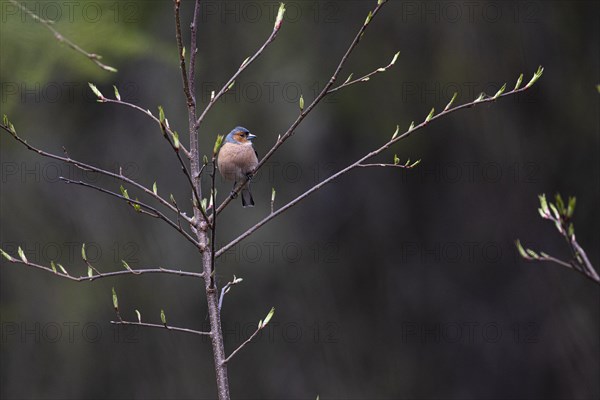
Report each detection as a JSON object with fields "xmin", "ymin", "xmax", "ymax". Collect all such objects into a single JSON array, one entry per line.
[{"xmin": 1, "ymin": 1, "xmax": 598, "ymax": 399}]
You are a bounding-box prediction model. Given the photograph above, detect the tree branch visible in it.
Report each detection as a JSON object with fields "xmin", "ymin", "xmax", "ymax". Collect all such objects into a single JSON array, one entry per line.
[
  {"xmin": 216, "ymin": 78, "xmax": 540, "ymax": 257},
  {"xmin": 100, "ymin": 97, "xmax": 191, "ymax": 159},
  {"xmin": 327, "ymin": 51, "xmax": 400, "ymax": 94},
  {"xmin": 59, "ymin": 178, "xmax": 202, "ymax": 249},
  {"xmin": 516, "ymin": 193, "xmax": 600, "ymax": 285},
  {"xmin": 218, "ymin": 276, "xmax": 243, "ymax": 311},
  {"xmin": 8, "ymin": 0, "xmax": 117, "ymax": 72},
  {"xmin": 222, "ymin": 327, "xmax": 262, "ymax": 365},
  {"xmin": 111, "ymin": 320, "xmax": 211, "ymax": 336},
  {"xmin": 173, "ymin": 0, "xmax": 194, "ymax": 108},
  {"xmin": 0, "ymin": 123, "xmax": 190, "ymax": 223},
  {"xmin": 194, "ymin": 12, "xmax": 284, "ymax": 130},
  {"xmin": 214, "ymin": 1, "xmax": 388, "ymax": 217},
  {"xmin": 0, "ymin": 254, "xmax": 204, "ymax": 282}
]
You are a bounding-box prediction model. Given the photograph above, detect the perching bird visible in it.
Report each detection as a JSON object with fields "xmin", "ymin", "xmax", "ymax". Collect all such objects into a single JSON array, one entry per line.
[{"xmin": 217, "ymin": 126, "xmax": 259, "ymax": 207}]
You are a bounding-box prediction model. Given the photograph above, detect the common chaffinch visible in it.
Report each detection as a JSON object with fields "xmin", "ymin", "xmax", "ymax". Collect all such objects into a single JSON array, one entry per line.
[{"xmin": 217, "ymin": 126, "xmax": 259, "ymax": 207}]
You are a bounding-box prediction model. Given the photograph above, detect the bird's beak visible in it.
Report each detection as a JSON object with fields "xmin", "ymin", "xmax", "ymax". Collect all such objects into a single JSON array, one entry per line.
[{"xmin": 247, "ymin": 133, "xmax": 257, "ymax": 140}]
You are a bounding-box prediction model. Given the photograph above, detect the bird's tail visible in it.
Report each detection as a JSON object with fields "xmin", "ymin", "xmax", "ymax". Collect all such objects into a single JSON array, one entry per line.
[{"xmin": 241, "ymin": 187, "xmax": 254, "ymax": 208}]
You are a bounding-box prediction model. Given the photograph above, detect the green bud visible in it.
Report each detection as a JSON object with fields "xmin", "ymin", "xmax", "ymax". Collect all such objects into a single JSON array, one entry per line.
[
  {"xmin": 444, "ymin": 92, "xmax": 458, "ymax": 111},
  {"xmin": 122, "ymin": 260, "xmax": 133, "ymax": 271},
  {"xmin": 514, "ymin": 73, "xmax": 524, "ymax": 90},
  {"xmin": 120, "ymin": 185, "xmax": 129, "ymax": 199},
  {"xmin": 425, "ymin": 108, "xmax": 434, "ymax": 123},
  {"xmin": 57, "ymin": 263, "xmax": 68, "ymax": 275},
  {"xmin": 113, "ymin": 85, "xmax": 121, "ymax": 101},
  {"xmin": 213, "ymin": 134, "xmax": 224, "ymax": 156},
  {"xmin": 88, "ymin": 83, "xmax": 103, "ymax": 99},
  {"xmin": 525, "ymin": 66, "xmax": 544, "ymax": 89},
  {"xmin": 263, "ymin": 307, "xmax": 275, "ymax": 327},
  {"xmin": 391, "ymin": 125, "xmax": 399, "ymax": 140},
  {"xmin": 158, "ymin": 106, "xmax": 165, "ymax": 124},
  {"xmin": 171, "ymin": 131, "xmax": 180, "ymax": 150},
  {"xmin": 112, "ymin": 287, "xmax": 119, "ymax": 309},
  {"xmin": 515, "ymin": 240, "xmax": 528, "ymax": 259},
  {"xmin": 274, "ymin": 3, "xmax": 286, "ymax": 30},
  {"xmin": 492, "ymin": 83, "xmax": 506, "ymax": 99},
  {"xmin": 364, "ymin": 10, "xmax": 373, "ymax": 26},
  {"xmin": 0, "ymin": 248, "xmax": 13, "ymax": 261},
  {"xmin": 567, "ymin": 196, "xmax": 576, "ymax": 218},
  {"xmin": 390, "ymin": 51, "xmax": 400, "ymax": 66}
]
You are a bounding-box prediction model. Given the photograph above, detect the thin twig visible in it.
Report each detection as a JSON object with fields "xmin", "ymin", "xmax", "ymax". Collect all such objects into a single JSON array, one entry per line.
[
  {"xmin": 327, "ymin": 54, "xmax": 399, "ymax": 94},
  {"xmin": 8, "ymin": 0, "xmax": 117, "ymax": 72},
  {"xmin": 102, "ymin": 98, "xmax": 191, "ymax": 159},
  {"xmin": 213, "ymin": 1, "xmax": 388, "ymax": 218},
  {"xmin": 216, "ymin": 82, "xmax": 537, "ymax": 257},
  {"xmin": 210, "ymin": 160, "xmax": 217, "ymax": 288},
  {"xmin": 111, "ymin": 320, "xmax": 211, "ymax": 336},
  {"xmin": 571, "ymin": 240, "xmax": 600, "ymax": 282},
  {"xmin": 222, "ymin": 326, "xmax": 263, "ymax": 365},
  {"xmin": 188, "ymin": 0, "xmax": 201, "ymax": 110},
  {"xmin": 518, "ymin": 195, "xmax": 600, "ymax": 284},
  {"xmin": 218, "ymin": 276, "xmax": 243, "ymax": 311},
  {"xmin": 59, "ymin": 178, "xmax": 201, "ymax": 249},
  {"xmin": 0, "ymin": 124, "xmax": 190, "ymax": 223},
  {"xmin": 194, "ymin": 20, "xmax": 283, "ymax": 130},
  {"xmin": 356, "ymin": 163, "xmax": 414, "ymax": 168},
  {"xmin": 0, "ymin": 256, "xmax": 204, "ymax": 281},
  {"xmin": 525, "ymin": 252, "xmax": 600, "ymax": 285},
  {"xmin": 174, "ymin": 0, "xmax": 194, "ymax": 108}
]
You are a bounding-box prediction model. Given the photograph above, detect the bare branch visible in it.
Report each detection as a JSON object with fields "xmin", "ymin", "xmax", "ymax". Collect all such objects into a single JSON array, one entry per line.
[
  {"xmin": 222, "ymin": 327, "xmax": 262, "ymax": 364},
  {"xmin": 188, "ymin": 0, "xmax": 201, "ymax": 109},
  {"xmin": 520, "ymin": 248, "xmax": 600, "ymax": 285},
  {"xmin": 516, "ymin": 194, "xmax": 599, "ymax": 285},
  {"xmin": 173, "ymin": 0, "xmax": 194, "ymax": 108},
  {"xmin": 328, "ymin": 51, "xmax": 400, "ymax": 94},
  {"xmin": 209, "ymin": 160, "xmax": 218, "ymax": 288},
  {"xmin": 156, "ymin": 120, "xmax": 211, "ymax": 226},
  {"xmin": 356, "ymin": 163, "xmax": 416, "ymax": 169},
  {"xmin": 218, "ymin": 276, "xmax": 243, "ymax": 311},
  {"xmin": 571, "ymin": 240, "xmax": 600, "ymax": 282},
  {"xmin": 214, "ymin": 1, "xmax": 388, "ymax": 217},
  {"xmin": 222, "ymin": 307, "xmax": 274, "ymax": 364},
  {"xmin": 101, "ymin": 98, "xmax": 191, "ymax": 159},
  {"xmin": 111, "ymin": 320, "xmax": 211, "ymax": 336},
  {"xmin": 216, "ymin": 80, "xmax": 538, "ymax": 257},
  {"xmin": 0, "ymin": 123, "xmax": 190, "ymax": 223},
  {"xmin": 8, "ymin": 0, "xmax": 117, "ymax": 72},
  {"xmin": 59, "ymin": 178, "xmax": 202, "ymax": 249},
  {"xmin": 0, "ymin": 255, "xmax": 204, "ymax": 282},
  {"xmin": 194, "ymin": 14, "xmax": 285, "ymax": 130}
]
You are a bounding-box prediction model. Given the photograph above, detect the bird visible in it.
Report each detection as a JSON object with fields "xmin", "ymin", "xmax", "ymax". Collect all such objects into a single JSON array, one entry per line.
[{"xmin": 217, "ymin": 126, "xmax": 259, "ymax": 207}]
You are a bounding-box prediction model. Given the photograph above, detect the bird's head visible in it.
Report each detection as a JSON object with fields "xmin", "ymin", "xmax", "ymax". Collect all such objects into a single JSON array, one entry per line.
[{"xmin": 225, "ymin": 126, "xmax": 256, "ymax": 144}]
